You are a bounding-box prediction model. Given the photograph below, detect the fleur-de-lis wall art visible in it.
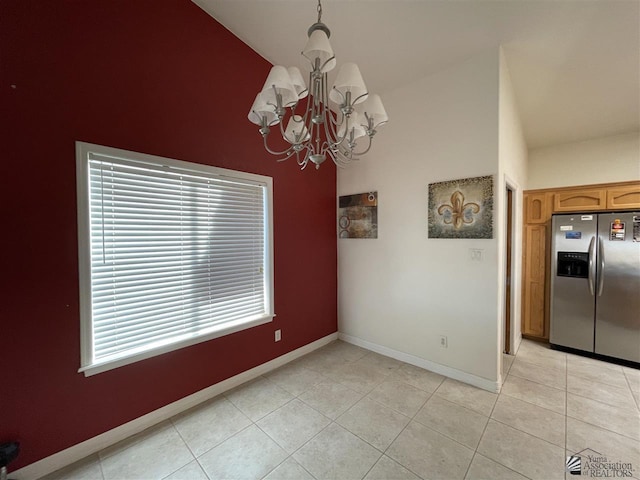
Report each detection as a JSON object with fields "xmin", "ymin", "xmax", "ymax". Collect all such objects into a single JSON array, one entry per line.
[
  {"xmin": 428, "ymin": 175, "xmax": 493, "ymax": 239},
  {"xmin": 437, "ymin": 191, "xmax": 480, "ymax": 229}
]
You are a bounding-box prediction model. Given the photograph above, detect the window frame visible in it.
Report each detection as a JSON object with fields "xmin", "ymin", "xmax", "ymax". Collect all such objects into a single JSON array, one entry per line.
[{"xmin": 76, "ymin": 142, "xmax": 274, "ymax": 376}]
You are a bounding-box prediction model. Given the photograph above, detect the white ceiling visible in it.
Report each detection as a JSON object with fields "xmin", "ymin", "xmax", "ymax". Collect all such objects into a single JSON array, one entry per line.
[{"xmin": 193, "ymin": 0, "xmax": 639, "ymax": 149}]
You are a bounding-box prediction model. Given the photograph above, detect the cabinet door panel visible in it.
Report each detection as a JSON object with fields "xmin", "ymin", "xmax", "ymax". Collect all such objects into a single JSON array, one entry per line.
[
  {"xmin": 524, "ymin": 193, "xmax": 548, "ymax": 224},
  {"xmin": 522, "ymin": 225, "xmax": 547, "ymax": 338},
  {"xmin": 554, "ymin": 189, "xmax": 606, "ymax": 212},
  {"xmin": 606, "ymin": 185, "xmax": 640, "ymax": 210}
]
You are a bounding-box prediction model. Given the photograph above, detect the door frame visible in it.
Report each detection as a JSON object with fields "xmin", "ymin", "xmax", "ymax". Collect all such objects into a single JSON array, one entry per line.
[
  {"xmin": 505, "ymin": 186, "xmax": 513, "ymax": 354},
  {"xmin": 502, "ymin": 176, "xmax": 521, "ymax": 358}
]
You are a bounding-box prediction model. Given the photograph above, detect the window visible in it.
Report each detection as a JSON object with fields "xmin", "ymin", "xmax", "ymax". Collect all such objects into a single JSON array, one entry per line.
[{"xmin": 76, "ymin": 142, "xmax": 274, "ymax": 376}]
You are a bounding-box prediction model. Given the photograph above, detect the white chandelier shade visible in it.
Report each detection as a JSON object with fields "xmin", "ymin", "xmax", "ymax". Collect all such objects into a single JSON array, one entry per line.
[
  {"xmin": 287, "ymin": 67, "xmax": 309, "ymax": 99},
  {"xmin": 248, "ymin": 0, "xmax": 388, "ymax": 169},
  {"xmin": 338, "ymin": 112, "xmax": 367, "ymax": 141},
  {"xmin": 260, "ymin": 65, "xmax": 298, "ymax": 108},
  {"xmin": 284, "ymin": 115, "xmax": 311, "ymax": 144},
  {"xmin": 356, "ymin": 94, "xmax": 389, "ymax": 130},
  {"xmin": 302, "ymin": 29, "xmax": 336, "ymax": 73},
  {"xmin": 248, "ymin": 92, "xmax": 279, "ymax": 127},
  {"xmin": 329, "ymin": 62, "xmax": 368, "ymax": 107}
]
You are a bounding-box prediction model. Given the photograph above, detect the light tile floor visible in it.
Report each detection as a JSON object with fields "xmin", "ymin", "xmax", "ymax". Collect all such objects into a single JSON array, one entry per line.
[{"xmin": 41, "ymin": 339, "xmax": 640, "ymax": 480}]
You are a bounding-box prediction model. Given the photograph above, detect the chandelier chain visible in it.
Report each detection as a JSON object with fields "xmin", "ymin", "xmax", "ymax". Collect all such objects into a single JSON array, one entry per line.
[{"xmin": 317, "ymin": 0, "xmax": 322, "ymax": 23}]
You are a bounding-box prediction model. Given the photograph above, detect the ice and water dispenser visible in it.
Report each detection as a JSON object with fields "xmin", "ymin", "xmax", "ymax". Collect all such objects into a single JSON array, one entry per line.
[{"xmin": 556, "ymin": 252, "xmax": 589, "ymax": 278}]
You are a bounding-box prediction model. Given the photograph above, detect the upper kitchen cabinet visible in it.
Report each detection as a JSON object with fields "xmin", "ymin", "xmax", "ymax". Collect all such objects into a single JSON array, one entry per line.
[
  {"xmin": 524, "ymin": 192, "xmax": 553, "ymax": 224},
  {"xmin": 552, "ymin": 182, "xmax": 640, "ymax": 213},
  {"xmin": 606, "ymin": 184, "xmax": 640, "ymax": 210},
  {"xmin": 553, "ymin": 189, "xmax": 607, "ymax": 212}
]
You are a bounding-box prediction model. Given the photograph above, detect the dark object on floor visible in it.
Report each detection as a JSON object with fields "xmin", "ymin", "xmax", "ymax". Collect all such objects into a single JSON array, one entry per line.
[{"xmin": 0, "ymin": 442, "xmax": 19, "ymax": 480}]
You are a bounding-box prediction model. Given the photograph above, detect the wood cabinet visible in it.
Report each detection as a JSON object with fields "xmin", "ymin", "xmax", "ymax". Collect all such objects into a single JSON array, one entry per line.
[
  {"xmin": 553, "ymin": 189, "xmax": 607, "ymax": 212},
  {"xmin": 606, "ymin": 185, "xmax": 640, "ymax": 210},
  {"xmin": 522, "ymin": 225, "xmax": 548, "ymax": 338},
  {"xmin": 521, "ymin": 180, "xmax": 640, "ymax": 341},
  {"xmin": 524, "ymin": 192, "xmax": 552, "ymax": 224}
]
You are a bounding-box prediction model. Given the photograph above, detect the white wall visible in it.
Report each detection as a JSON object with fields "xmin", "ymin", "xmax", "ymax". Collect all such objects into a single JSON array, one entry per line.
[
  {"xmin": 338, "ymin": 49, "xmax": 501, "ymax": 388},
  {"xmin": 498, "ymin": 49, "xmax": 528, "ymax": 362},
  {"xmin": 528, "ymin": 132, "xmax": 640, "ymax": 190}
]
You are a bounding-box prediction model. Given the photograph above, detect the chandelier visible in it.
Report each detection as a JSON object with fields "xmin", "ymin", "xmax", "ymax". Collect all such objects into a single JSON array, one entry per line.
[{"xmin": 248, "ymin": 0, "xmax": 388, "ymax": 170}]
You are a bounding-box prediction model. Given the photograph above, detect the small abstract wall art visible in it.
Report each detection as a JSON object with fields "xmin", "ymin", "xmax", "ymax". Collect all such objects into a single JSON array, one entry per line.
[
  {"xmin": 428, "ymin": 175, "xmax": 493, "ymax": 239},
  {"xmin": 338, "ymin": 192, "xmax": 378, "ymax": 238}
]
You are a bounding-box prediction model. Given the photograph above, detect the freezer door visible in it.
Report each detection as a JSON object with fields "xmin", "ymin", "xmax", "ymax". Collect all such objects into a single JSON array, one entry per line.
[
  {"xmin": 550, "ymin": 214, "xmax": 597, "ymax": 352},
  {"xmin": 595, "ymin": 212, "xmax": 640, "ymax": 362}
]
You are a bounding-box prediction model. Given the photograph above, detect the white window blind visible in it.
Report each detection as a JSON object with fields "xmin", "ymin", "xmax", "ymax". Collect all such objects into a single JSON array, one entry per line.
[{"xmin": 76, "ymin": 142, "xmax": 274, "ymax": 375}]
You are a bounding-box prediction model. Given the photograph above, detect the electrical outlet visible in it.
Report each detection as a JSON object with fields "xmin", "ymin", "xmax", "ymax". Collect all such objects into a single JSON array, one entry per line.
[
  {"xmin": 275, "ymin": 329, "xmax": 281, "ymax": 342},
  {"xmin": 439, "ymin": 335, "xmax": 448, "ymax": 348}
]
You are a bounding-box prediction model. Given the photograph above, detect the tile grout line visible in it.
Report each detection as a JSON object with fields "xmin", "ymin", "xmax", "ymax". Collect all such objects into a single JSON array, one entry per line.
[
  {"xmin": 98, "ymin": 454, "xmax": 106, "ymax": 480},
  {"xmin": 292, "ymin": 362, "xmax": 444, "ymax": 479},
  {"xmin": 284, "ymin": 361, "xmax": 438, "ymax": 479},
  {"xmin": 256, "ymin": 350, "xmax": 384, "ymax": 480},
  {"xmin": 622, "ymin": 368, "xmax": 640, "ymax": 412},
  {"xmin": 254, "ymin": 379, "xmax": 336, "ymax": 479},
  {"xmin": 463, "ymin": 373, "xmax": 501, "ymax": 480},
  {"xmin": 461, "ymin": 345, "xmax": 564, "ymax": 480},
  {"xmin": 374, "ymin": 377, "xmax": 444, "ymax": 480},
  {"xmin": 167, "ymin": 418, "xmax": 211, "ymax": 480},
  {"xmin": 331, "ymin": 367, "xmax": 412, "ymax": 479}
]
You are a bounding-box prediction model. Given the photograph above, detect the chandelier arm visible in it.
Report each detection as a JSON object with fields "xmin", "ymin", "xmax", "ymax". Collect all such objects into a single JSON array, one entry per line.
[
  {"xmin": 298, "ymin": 148, "xmax": 311, "ymax": 170},
  {"xmin": 298, "ymin": 89, "xmax": 315, "ymax": 131},
  {"xmin": 326, "ymin": 148, "xmax": 338, "ymax": 165},
  {"xmin": 302, "ymin": 147, "xmax": 313, "ymax": 168},
  {"xmin": 343, "ymin": 135, "xmax": 373, "ymax": 157},
  {"xmin": 262, "ymin": 134, "xmax": 296, "ymax": 156},
  {"xmin": 320, "ymin": 75, "xmax": 348, "ymax": 147},
  {"xmin": 329, "ymin": 111, "xmax": 350, "ymax": 146},
  {"xmin": 329, "ymin": 148, "xmax": 351, "ymax": 168},
  {"xmin": 324, "ymin": 113, "xmax": 341, "ymax": 148},
  {"xmin": 337, "ymin": 146, "xmax": 354, "ymax": 160},
  {"xmin": 307, "ymin": 108, "xmax": 320, "ymax": 152},
  {"xmin": 326, "ymin": 107, "xmax": 347, "ymax": 144}
]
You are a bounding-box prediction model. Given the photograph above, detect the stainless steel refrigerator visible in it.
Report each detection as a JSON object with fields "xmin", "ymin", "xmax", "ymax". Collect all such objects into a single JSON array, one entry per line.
[{"xmin": 550, "ymin": 211, "xmax": 640, "ymax": 363}]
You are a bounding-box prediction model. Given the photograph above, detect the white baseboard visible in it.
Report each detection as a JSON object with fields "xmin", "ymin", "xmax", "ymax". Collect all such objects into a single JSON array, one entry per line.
[
  {"xmin": 13, "ymin": 332, "xmax": 338, "ymax": 480},
  {"xmin": 338, "ymin": 333, "xmax": 500, "ymax": 393}
]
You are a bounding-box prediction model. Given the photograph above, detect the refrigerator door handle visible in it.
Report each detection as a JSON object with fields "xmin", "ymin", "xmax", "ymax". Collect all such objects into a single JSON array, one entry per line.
[
  {"xmin": 588, "ymin": 236, "xmax": 596, "ymax": 296},
  {"xmin": 597, "ymin": 237, "xmax": 605, "ymax": 296}
]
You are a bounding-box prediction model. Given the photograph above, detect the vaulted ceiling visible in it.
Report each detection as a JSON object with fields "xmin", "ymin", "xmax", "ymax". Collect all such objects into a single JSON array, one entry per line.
[{"xmin": 194, "ymin": 0, "xmax": 639, "ymax": 150}]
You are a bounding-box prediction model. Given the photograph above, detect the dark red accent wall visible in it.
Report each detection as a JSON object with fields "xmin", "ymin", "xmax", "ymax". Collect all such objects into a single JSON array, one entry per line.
[{"xmin": 0, "ymin": 0, "xmax": 337, "ymax": 470}]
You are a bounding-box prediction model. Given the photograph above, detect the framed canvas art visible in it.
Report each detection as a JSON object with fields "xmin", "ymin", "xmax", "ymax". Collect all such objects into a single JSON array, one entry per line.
[
  {"xmin": 428, "ymin": 175, "xmax": 493, "ymax": 239},
  {"xmin": 338, "ymin": 192, "xmax": 378, "ymax": 238}
]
